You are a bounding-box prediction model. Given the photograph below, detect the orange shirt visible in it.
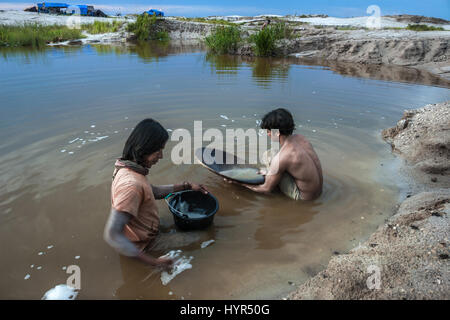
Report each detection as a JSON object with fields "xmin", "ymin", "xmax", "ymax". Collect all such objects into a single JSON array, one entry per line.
[{"xmin": 111, "ymin": 168, "xmax": 159, "ymax": 250}]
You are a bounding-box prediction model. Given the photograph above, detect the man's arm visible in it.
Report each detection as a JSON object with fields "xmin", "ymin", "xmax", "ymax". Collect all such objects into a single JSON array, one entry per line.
[
  {"xmin": 240, "ymin": 151, "xmax": 288, "ymax": 193},
  {"xmin": 103, "ymin": 209, "xmax": 173, "ymax": 268}
]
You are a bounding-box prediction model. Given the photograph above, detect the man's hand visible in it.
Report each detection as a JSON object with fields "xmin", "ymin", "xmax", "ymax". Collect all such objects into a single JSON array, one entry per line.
[
  {"xmin": 138, "ymin": 252, "xmax": 174, "ymax": 270},
  {"xmin": 154, "ymin": 257, "xmax": 175, "ymax": 271},
  {"xmin": 190, "ymin": 183, "xmax": 209, "ymax": 194}
]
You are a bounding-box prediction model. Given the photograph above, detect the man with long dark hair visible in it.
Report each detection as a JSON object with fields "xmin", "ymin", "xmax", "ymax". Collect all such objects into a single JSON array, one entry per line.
[
  {"xmin": 227, "ymin": 108, "xmax": 323, "ymax": 200},
  {"xmin": 104, "ymin": 119, "xmax": 208, "ymax": 269}
]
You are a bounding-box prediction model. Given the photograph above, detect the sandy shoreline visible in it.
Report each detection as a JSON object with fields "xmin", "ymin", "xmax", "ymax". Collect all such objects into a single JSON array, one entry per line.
[{"xmin": 288, "ymin": 101, "xmax": 449, "ymax": 300}]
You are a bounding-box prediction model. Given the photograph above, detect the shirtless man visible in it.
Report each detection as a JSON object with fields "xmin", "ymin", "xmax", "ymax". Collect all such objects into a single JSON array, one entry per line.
[{"xmin": 228, "ymin": 108, "xmax": 323, "ymax": 200}]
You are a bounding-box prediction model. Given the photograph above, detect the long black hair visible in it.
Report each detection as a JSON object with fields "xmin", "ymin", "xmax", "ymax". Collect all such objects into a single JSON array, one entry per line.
[
  {"xmin": 122, "ymin": 119, "xmax": 169, "ymax": 166},
  {"xmin": 261, "ymin": 108, "xmax": 295, "ymax": 136}
]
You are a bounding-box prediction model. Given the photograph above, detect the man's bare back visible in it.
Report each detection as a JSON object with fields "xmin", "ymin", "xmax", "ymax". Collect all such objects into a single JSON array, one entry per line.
[{"xmin": 277, "ymin": 134, "xmax": 323, "ymax": 200}]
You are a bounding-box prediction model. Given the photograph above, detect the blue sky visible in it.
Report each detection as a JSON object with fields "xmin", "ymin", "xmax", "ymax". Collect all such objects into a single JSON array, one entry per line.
[{"xmin": 1, "ymin": 0, "xmax": 449, "ymax": 20}]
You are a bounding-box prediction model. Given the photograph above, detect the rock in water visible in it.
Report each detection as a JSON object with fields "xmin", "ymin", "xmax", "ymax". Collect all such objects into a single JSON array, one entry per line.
[{"xmin": 42, "ymin": 284, "xmax": 78, "ymax": 300}]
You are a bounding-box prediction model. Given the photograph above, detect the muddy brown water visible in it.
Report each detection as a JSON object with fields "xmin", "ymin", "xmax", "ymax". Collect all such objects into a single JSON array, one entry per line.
[{"xmin": 0, "ymin": 42, "xmax": 449, "ymax": 299}]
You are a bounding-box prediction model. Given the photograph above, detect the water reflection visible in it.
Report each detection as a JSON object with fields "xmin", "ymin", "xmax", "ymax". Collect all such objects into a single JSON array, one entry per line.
[
  {"xmin": 205, "ymin": 54, "xmax": 291, "ymax": 87},
  {"xmin": 205, "ymin": 53, "xmax": 449, "ymax": 88},
  {"xmin": 91, "ymin": 40, "xmax": 205, "ymax": 64}
]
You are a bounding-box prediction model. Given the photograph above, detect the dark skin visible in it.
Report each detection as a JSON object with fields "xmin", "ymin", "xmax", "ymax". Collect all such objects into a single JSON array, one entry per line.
[{"xmin": 105, "ymin": 146, "xmax": 208, "ymax": 270}]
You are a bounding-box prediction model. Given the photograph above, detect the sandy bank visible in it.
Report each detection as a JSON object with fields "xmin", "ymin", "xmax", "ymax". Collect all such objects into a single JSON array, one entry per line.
[{"xmin": 288, "ymin": 101, "xmax": 450, "ymax": 300}]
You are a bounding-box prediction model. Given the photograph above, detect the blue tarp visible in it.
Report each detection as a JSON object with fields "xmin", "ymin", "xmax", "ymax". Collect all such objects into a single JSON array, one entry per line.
[
  {"xmin": 146, "ymin": 9, "xmax": 164, "ymax": 16},
  {"xmin": 37, "ymin": 3, "xmax": 93, "ymax": 15},
  {"xmin": 37, "ymin": 3, "xmax": 69, "ymax": 9}
]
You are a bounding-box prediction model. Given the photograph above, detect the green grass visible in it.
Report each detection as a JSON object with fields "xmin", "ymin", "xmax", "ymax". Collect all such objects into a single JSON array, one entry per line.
[
  {"xmin": 406, "ymin": 24, "xmax": 445, "ymax": 31},
  {"xmin": 249, "ymin": 23, "xmax": 294, "ymax": 57},
  {"xmin": 81, "ymin": 20, "xmax": 124, "ymax": 34},
  {"xmin": 0, "ymin": 23, "xmax": 85, "ymax": 48},
  {"xmin": 126, "ymin": 14, "xmax": 169, "ymax": 41},
  {"xmin": 205, "ymin": 25, "xmax": 242, "ymax": 54}
]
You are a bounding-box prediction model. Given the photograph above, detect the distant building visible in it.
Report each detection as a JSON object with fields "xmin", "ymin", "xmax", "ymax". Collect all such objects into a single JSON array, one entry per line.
[{"xmin": 35, "ymin": 3, "xmax": 101, "ymax": 16}]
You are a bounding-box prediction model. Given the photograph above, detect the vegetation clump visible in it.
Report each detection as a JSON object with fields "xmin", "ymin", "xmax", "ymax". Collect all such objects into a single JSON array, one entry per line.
[
  {"xmin": 250, "ymin": 22, "xmax": 294, "ymax": 56},
  {"xmin": 127, "ymin": 14, "xmax": 168, "ymax": 41},
  {"xmin": 0, "ymin": 23, "xmax": 85, "ymax": 47},
  {"xmin": 81, "ymin": 20, "xmax": 124, "ymax": 34},
  {"xmin": 205, "ymin": 25, "xmax": 242, "ymax": 54},
  {"xmin": 406, "ymin": 24, "xmax": 444, "ymax": 31}
]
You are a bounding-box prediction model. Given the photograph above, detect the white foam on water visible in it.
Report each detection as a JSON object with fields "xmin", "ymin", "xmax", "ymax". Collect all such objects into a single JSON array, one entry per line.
[
  {"xmin": 38, "ymin": 252, "xmax": 44, "ymax": 255},
  {"xmin": 90, "ymin": 125, "xmax": 96, "ymax": 128},
  {"xmin": 62, "ymin": 266, "xmax": 67, "ymax": 270},
  {"xmin": 68, "ymin": 138, "xmax": 79, "ymax": 144},
  {"xmin": 96, "ymin": 136, "xmax": 108, "ymax": 141},
  {"xmin": 68, "ymin": 151, "xmax": 74, "ymax": 155},
  {"xmin": 30, "ymin": 265, "xmax": 34, "ymax": 268},
  {"xmin": 201, "ymin": 239, "xmax": 215, "ymax": 249},
  {"xmin": 220, "ymin": 115, "xmax": 229, "ymax": 120},
  {"xmin": 60, "ymin": 149, "xmax": 66, "ymax": 153},
  {"xmin": 160, "ymin": 250, "xmax": 193, "ymax": 286},
  {"xmin": 37, "ymin": 266, "xmax": 42, "ymax": 270},
  {"xmin": 47, "ymin": 245, "xmax": 53, "ymax": 249},
  {"xmin": 42, "ymin": 284, "xmax": 78, "ymax": 300},
  {"xmin": 24, "ymin": 274, "xmax": 30, "ymax": 280},
  {"xmin": 75, "ymin": 256, "xmax": 80, "ymax": 259}
]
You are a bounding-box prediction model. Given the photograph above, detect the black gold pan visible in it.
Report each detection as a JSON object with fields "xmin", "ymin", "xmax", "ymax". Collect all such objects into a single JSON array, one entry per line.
[{"xmin": 194, "ymin": 147, "xmax": 265, "ymax": 185}]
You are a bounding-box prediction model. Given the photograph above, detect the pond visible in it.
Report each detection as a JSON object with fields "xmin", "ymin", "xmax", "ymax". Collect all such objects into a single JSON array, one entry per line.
[{"xmin": 0, "ymin": 41, "xmax": 449, "ymax": 299}]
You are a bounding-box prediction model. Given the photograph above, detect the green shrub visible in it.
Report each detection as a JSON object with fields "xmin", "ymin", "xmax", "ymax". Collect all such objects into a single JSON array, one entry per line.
[
  {"xmin": 205, "ymin": 25, "xmax": 241, "ymax": 54},
  {"xmin": 406, "ymin": 24, "xmax": 444, "ymax": 31},
  {"xmin": 127, "ymin": 14, "xmax": 157, "ymax": 41},
  {"xmin": 0, "ymin": 23, "xmax": 84, "ymax": 48},
  {"xmin": 251, "ymin": 27, "xmax": 276, "ymax": 56}
]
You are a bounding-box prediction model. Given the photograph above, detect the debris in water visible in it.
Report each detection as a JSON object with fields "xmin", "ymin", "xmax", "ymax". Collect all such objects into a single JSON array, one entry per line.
[
  {"xmin": 30, "ymin": 265, "xmax": 34, "ymax": 268},
  {"xmin": 90, "ymin": 125, "xmax": 96, "ymax": 128},
  {"xmin": 160, "ymin": 250, "xmax": 193, "ymax": 286},
  {"xmin": 60, "ymin": 149, "xmax": 66, "ymax": 153},
  {"xmin": 24, "ymin": 274, "xmax": 30, "ymax": 280},
  {"xmin": 68, "ymin": 152, "xmax": 74, "ymax": 155},
  {"xmin": 38, "ymin": 252, "xmax": 44, "ymax": 255},
  {"xmin": 42, "ymin": 284, "xmax": 78, "ymax": 300},
  {"xmin": 37, "ymin": 266, "xmax": 42, "ymax": 270},
  {"xmin": 168, "ymin": 291, "xmax": 173, "ymax": 295},
  {"xmin": 47, "ymin": 245, "xmax": 54, "ymax": 249},
  {"xmin": 220, "ymin": 115, "xmax": 229, "ymax": 120},
  {"xmin": 69, "ymin": 138, "xmax": 79, "ymax": 144},
  {"xmin": 201, "ymin": 240, "xmax": 215, "ymax": 249},
  {"xmin": 75, "ymin": 256, "xmax": 80, "ymax": 259}
]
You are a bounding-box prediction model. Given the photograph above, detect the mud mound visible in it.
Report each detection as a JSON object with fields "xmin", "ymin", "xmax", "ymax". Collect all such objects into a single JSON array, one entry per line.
[
  {"xmin": 382, "ymin": 101, "xmax": 450, "ymax": 186},
  {"xmin": 288, "ymin": 190, "xmax": 450, "ymax": 300},
  {"xmin": 385, "ymin": 15, "xmax": 449, "ymax": 25}
]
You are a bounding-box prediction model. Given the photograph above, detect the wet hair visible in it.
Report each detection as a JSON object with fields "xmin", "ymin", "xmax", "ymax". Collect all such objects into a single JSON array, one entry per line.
[
  {"xmin": 261, "ymin": 108, "xmax": 295, "ymax": 136},
  {"xmin": 122, "ymin": 118, "xmax": 169, "ymax": 166}
]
